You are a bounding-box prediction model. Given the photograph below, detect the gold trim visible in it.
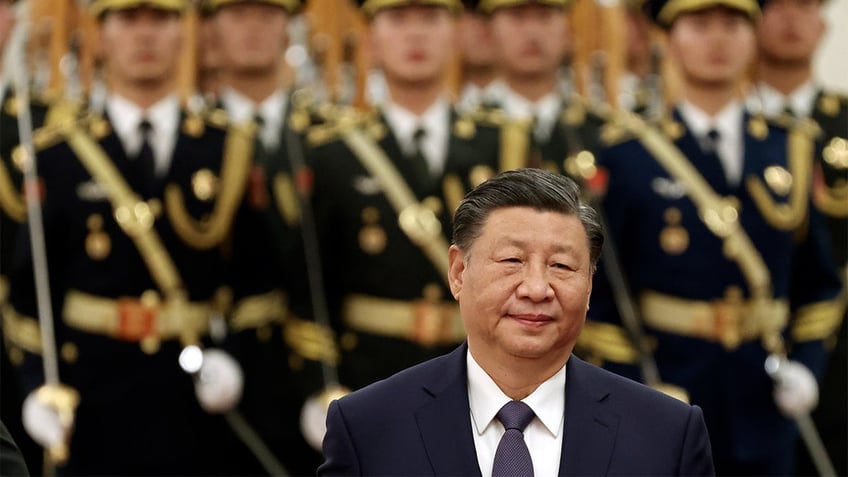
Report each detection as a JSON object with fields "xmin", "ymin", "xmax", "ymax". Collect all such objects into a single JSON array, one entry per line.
[
  {"xmin": 577, "ymin": 321, "xmax": 641, "ymax": 365},
  {"xmin": 478, "ymin": 0, "xmax": 570, "ymax": 13},
  {"xmin": 814, "ymin": 177, "xmax": 848, "ymax": 218},
  {"xmin": 229, "ymin": 290, "xmax": 289, "ymax": 331},
  {"xmin": 0, "ymin": 158, "xmax": 25, "ymax": 222},
  {"xmin": 90, "ymin": 0, "xmax": 186, "ymax": 16},
  {"xmin": 341, "ymin": 129, "xmax": 452, "ymax": 282},
  {"xmin": 791, "ymin": 299, "xmax": 846, "ymax": 342},
  {"xmin": 272, "ymin": 172, "xmax": 301, "ymax": 227},
  {"xmin": 640, "ymin": 290, "xmax": 789, "ymax": 350},
  {"xmin": 165, "ymin": 124, "xmax": 253, "ymax": 250},
  {"xmin": 2, "ymin": 305, "xmax": 43, "ymax": 354},
  {"xmin": 361, "ymin": 0, "xmax": 461, "ymax": 17},
  {"xmin": 342, "ymin": 294, "xmax": 465, "ymax": 346},
  {"xmin": 204, "ymin": 0, "xmax": 299, "ymax": 13},
  {"xmin": 745, "ymin": 124, "xmax": 813, "ymax": 231},
  {"xmin": 442, "ymin": 173, "xmax": 465, "ymax": 218},
  {"xmin": 62, "ymin": 290, "xmax": 211, "ymax": 341},
  {"xmin": 0, "ymin": 276, "xmax": 7, "ymax": 305},
  {"xmin": 63, "ymin": 125, "xmax": 186, "ymax": 297},
  {"xmin": 499, "ymin": 120, "xmax": 531, "ymax": 172},
  {"xmin": 284, "ymin": 317, "xmax": 339, "ymax": 365},
  {"xmin": 657, "ymin": 0, "xmax": 759, "ymax": 26}
]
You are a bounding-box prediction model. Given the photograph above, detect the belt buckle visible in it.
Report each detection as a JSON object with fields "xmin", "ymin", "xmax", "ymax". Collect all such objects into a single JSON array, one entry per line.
[
  {"xmin": 713, "ymin": 300, "xmax": 741, "ymax": 350},
  {"xmin": 412, "ymin": 301, "xmax": 448, "ymax": 347},
  {"xmin": 117, "ymin": 298, "xmax": 157, "ymax": 341}
]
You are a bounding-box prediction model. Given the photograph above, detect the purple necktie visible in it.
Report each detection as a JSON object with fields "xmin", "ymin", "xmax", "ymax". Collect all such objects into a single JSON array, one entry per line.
[{"xmin": 492, "ymin": 400, "xmax": 535, "ymax": 477}]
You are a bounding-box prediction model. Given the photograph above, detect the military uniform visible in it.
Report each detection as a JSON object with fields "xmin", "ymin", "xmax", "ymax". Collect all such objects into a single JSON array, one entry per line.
[
  {"xmin": 581, "ymin": 99, "xmax": 843, "ymax": 473},
  {"xmin": 749, "ymin": 81, "xmax": 848, "ymax": 475},
  {"xmin": 308, "ymin": 98, "xmax": 505, "ymax": 390},
  {"xmin": 5, "ymin": 74, "xmax": 259, "ymax": 477},
  {"xmin": 216, "ymin": 82, "xmax": 335, "ymax": 475}
]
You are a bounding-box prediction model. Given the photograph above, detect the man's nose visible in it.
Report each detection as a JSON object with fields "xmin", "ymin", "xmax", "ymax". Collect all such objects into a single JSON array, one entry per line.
[{"xmin": 516, "ymin": 263, "xmax": 554, "ymax": 301}]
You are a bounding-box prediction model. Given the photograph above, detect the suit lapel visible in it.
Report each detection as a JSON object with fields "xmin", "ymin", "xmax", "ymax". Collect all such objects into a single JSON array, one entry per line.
[
  {"xmin": 559, "ymin": 356, "xmax": 619, "ymax": 476},
  {"xmin": 415, "ymin": 344, "xmax": 482, "ymax": 477}
]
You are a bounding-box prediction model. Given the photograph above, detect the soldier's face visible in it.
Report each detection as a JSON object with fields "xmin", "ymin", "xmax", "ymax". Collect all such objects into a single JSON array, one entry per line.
[
  {"xmin": 459, "ymin": 11, "xmax": 495, "ymax": 70},
  {"xmin": 667, "ymin": 8, "xmax": 755, "ymax": 88},
  {"xmin": 370, "ymin": 5, "xmax": 456, "ymax": 86},
  {"xmin": 448, "ymin": 207, "xmax": 592, "ymax": 372},
  {"xmin": 490, "ymin": 4, "xmax": 571, "ymax": 80},
  {"xmin": 757, "ymin": 0, "xmax": 824, "ymax": 65},
  {"xmin": 99, "ymin": 7, "xmax": 183, "ymax": 86},
  {"xmin": 0, "ymin": 0, "xmax": 15, "ymax": 53},
  {"xmin": 214, "ymin": 2, "xmax": 289, "ymax": 75}
]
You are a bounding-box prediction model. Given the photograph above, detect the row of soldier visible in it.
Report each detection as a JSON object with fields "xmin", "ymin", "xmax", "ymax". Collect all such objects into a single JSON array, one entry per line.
[{"xmin": 0, "ymin": 0, "xmax": 845, "ymax": 474}]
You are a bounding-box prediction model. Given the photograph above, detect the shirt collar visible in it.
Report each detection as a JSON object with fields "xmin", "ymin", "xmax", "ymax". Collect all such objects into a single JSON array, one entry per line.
[
  {"xmin": 759, "ymin": 80, "xmax": 817, "ymax": 118},
  {"xmin": 493, "ymin": 80, "xmax": 562, "ymax": 140},
  {"xmin": 467, "ymin": 350, "xmax": 566, "ymax": 438},
  {"xmin": 678, "ymin": 99, "xmax": 743, "ymax": 141},
  {"xmin": 381, "ymin": 97, "xmax": 450, "ymax": 154},
  {"xmin": 106, "ymin": 93, "xmax": 180, "ymax": 141}
]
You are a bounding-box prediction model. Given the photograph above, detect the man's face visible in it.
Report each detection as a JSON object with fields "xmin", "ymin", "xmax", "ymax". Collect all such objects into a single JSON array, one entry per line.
[
  {"xmin": 213, "ymin": 1, "xmax": 289, "ymax": 75},
  {"xmin": 489, "ymin": 3, "xmax": 570, "ymax": 79},
  {"xmin": 459, "ymin": 11, "xmax": 495, "ymax": 70},
  {"xmin": 758, "ymin": 0, "xmax": 824, "ymax": 65},
  {"xmin": 99, "ymin": 7, "xmax": 183, "ymax": 86},
  {"xmin": 449, "ymin": 207, "xmax": 592, "ymax": 366},
  {"xmin": 370, "ymin": 5, "xmax": 456, "ymax": 86},
  {"xmin": 667, "ymin": 7, "xmax": 755, "ymax": 88},
  {"xmin": 0, "ymin": 0, "xmax": 16, "ymax": 54}
]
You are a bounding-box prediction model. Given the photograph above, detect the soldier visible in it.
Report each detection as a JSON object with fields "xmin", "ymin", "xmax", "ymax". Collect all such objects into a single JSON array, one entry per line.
[
  {"xmin": 5, "ymin": 0, "xmax": 256, "ymax": 473},
  {"xmin": 307, "ymin": 0, "xmax": 506, "ymax": 391},
  {"xmin": 617, "ymin": 0, "xmax": 655, "ymax": 113},
  {"xmin": 456, "ymin": 0, "xmax": 497, "ymax": 113},
  {"xmin": 204, "ymin": 0, "xmax": 335, "ymax": 471},
  {"xmin": 473, "ymin": 0, "xmax": 606, "ymax": 176},
  {"xmin": 580, "ymin": 0, "xmax": 843, "ymax": 473},
  {"xmin": 750, "ymin": 0, "xmax": 847, "ymax": 473}
]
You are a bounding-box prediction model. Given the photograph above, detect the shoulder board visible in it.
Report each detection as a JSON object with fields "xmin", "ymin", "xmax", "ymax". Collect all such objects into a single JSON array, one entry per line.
[
  {"xmin": 462, "ymin": 105, "xmax": 510, "ymax": 127},
  {"xmin": 204, "ymin": 108, "xmax": 231, "ymax": 129},
  {"xmin": 304, "ymin": 107, "xmax": 367, "ymax": 148},
  {"xmin": 599, "ymin": 110, "xmax": 638, "ymax": 146},
  {"xmin": 816, "ymin": 91, "xmax": 848, "ymax": 118},
  {"xmin": 761, "ymin": 114, "xmax": 821, "ymax": 140}
]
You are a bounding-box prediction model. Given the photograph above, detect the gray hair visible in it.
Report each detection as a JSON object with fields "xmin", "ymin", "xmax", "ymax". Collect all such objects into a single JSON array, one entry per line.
[{"xmin": 452, "ymin": 168, "xmax": 604, "ymax": 271}]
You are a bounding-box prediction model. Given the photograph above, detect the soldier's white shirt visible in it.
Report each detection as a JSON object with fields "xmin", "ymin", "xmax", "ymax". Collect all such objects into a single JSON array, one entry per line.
[
  {"xmin": 456, "ymin": 82, "xmax": 489, "ymax": 115},
  {"xmin": 381, "ymin": 97, "xmax": 450, "ymax": 176},
  {"xmin": 678, "ymin": 99, "xmax": 745, "ymax": 187},
  {"xmin": 107, "ymin": 93, "xmax": 179, "ymax": 177},
  {"xmin": 747, "ymin": 80, "xmax": 818, "ymax": 119},
  {"xmin": 220, "ymin": 87, "xmax": 287, "ymax": 151},
  {"xmin": 486, "ymin": 80, "xmax": 561, "ymax": 143}
]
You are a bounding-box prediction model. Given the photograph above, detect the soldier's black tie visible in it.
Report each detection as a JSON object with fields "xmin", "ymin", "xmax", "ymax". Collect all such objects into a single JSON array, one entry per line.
[
  {"xmin": 492, "ymin": 400, "xmax": 535, "ymax": 477},
  {"xmin": 410, "ymin": 126, "xmax": 432, "ymax": 191},
  {"xmin": 133, "ymin": 119, "xmax": 155, "ymax": 197}
]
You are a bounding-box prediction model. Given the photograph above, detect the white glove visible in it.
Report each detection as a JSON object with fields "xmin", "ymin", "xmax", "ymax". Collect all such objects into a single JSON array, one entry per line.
[
  {"xmin": 22, "ymin": 384, "xmax": 79, "ymax": 464},
  {"xmin": 300, "ymin": 386, "xmax": 350, "ymax": 451},
  {"xmin": 768, "ymin": 358, "xmax": 819, "ymax": 418},
  {"xmin": 190, "ymin": 348, "xmax": 244, "ymax": 414}
]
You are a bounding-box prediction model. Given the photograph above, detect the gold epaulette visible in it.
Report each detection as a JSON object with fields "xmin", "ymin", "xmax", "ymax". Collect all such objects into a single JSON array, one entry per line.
[
  {"xmin": 767, "ymin": 114, "xmax": 822, "ymax": 140},
  {"xmin": 305, "ymin": 105, "xmax": 369, "ymax": 147},
  {"xmin": 1, "ymin": 305, "xmax": 43, "ymax": 355},
  {"xmin": 599, "ymin": 110, "xmax": 638, "ymax": 147},
  {"xmin": 463, "ymin": 104, "xmax": 510, "ymax": 128},
  {"xmin": 816, "ymin": 91, "xmax": 848, "ymax": 118},
  {"xmin": 791, "ymin": 299, "xmax": 846, "ymax": 343},
  {"xmin": 284, "ymin": 317, "xmax": 339, "ymax": 366},
  {"xmin": 575, "ymin": 320, "xmax": 644, "ymax": 365},
  {"xmin": 204, "ymin": 107, "xmax": 231, "ymax": 130}
]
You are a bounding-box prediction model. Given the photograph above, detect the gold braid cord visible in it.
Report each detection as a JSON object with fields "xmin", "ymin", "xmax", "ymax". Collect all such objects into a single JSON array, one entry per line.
[
  {"xmin": 272, "ymin": 172, "xmax": 301, "ymax": 227},
  {"xmin": 165, "ymin": 125, "xmax": 253, "ymax": 250},
  {"xmin": 746, "ymin": 124, "xmax": 814, "ymax": 230},
  {"xmin": 0, "ymin": 158, "xmax": 25, "ymax": 222}
]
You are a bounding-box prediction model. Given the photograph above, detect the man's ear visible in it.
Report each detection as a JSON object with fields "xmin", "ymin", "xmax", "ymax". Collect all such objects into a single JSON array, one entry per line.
[{"xmin": 448, "ymin": 245, "xmax": 466, "ymax": 300}]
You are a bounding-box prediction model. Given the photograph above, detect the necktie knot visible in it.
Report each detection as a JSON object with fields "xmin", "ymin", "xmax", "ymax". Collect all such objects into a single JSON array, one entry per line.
[
  {"xmin": 496, "ymin": 400, "xmax": 535, "ymax": 432},
  {"xmin": 139, "ymin": 118, "xmax": 152, "ymax": 137}
]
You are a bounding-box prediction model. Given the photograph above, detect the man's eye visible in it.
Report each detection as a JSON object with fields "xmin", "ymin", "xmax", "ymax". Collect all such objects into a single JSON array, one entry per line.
[{"xmin": 501, "ymin": 258, "xmax": 521, "ymax": 263}]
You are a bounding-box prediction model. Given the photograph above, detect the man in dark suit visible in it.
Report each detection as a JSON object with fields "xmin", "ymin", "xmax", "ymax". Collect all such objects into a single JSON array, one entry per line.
[{"xmin": 319, "ymin": 168, "xmax": 715, "ymax": 476}]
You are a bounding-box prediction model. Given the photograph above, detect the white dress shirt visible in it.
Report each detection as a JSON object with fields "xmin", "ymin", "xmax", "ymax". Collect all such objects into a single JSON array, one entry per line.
[
  {"xmin": 748, "ymin": 80, "xmax": 818, "ymax": 119},
  {"xmin": 106, "ymin": 93, "xmax": 179, "ymax": 177},
  {"xmin": 220, "ymin": 87, "xmax": 288, "ymax": 151},
  {"xmin": 486, "ymin": 80, "xmax": 562, "ymax": 142},
  {"xmin": 467, "ymin": 350, "xmax": 565, "ymax": 477},
  {"xmin": 678, "ymin": 100, "xmax": 745, "ymax": 187},
  {"xmin": 382, "ymin": 98, "xmax": 450, "ymax": 176}
]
